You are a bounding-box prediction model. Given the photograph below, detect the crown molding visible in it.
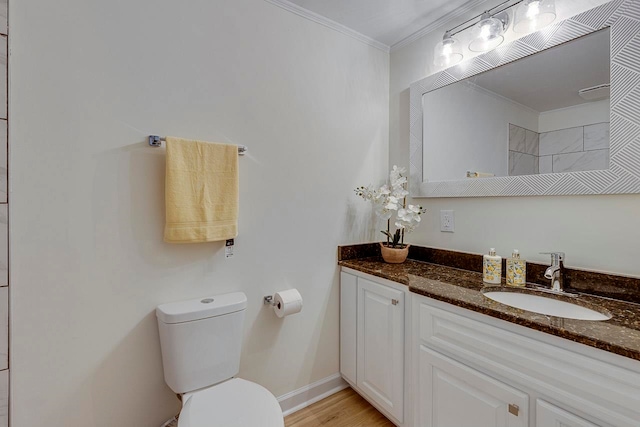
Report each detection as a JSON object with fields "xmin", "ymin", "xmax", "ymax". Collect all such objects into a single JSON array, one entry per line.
[
  {"xmin": 391, "ymin": 0, "xmax": 490, "ymax": 52},
  {"xmin": 264, "ymin": 0, "xmax": 390, "ymax": 53}
]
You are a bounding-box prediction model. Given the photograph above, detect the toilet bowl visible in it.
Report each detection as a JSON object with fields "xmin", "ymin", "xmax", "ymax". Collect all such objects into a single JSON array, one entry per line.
[
  {"xmin": 178, "ymin": 379, "xmax": 283, "ymax": 427},
  {"xmin": 156, "ymin": 293, "xmax": 284, "ymax": 427}
]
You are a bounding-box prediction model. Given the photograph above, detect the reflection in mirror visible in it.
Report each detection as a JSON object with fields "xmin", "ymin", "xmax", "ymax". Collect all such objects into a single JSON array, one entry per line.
[{"xmin": 423, "ymin": 28, "xmax": 610, "ymax": 182}]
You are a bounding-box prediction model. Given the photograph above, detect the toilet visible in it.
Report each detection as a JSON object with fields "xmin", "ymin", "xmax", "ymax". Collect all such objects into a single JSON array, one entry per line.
[{"xmin": 156, "ymin": 292, "xmax": 284, "ymax": 427}]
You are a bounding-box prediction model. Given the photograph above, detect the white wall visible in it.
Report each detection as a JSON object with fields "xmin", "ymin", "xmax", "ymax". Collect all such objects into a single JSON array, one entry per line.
[
  {"xmin": 9, "ymin": 1, "xmax": 389, "ymax": 426},
  {"xmin": 390, "ymin": 0, "xmax": 640, "ymax": 277},
  {"xmin": 539, "ymin": 99, "xmax": 610, "ymax": 133},
  {"xmin": 424, "ymin": 82, "xmax": 538, "ymax": 181}
]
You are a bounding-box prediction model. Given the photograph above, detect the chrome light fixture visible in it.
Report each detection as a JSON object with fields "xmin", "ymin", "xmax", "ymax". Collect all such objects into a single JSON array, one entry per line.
[
  {"xmin": 469, "ymin": 11, "xmax": 510, "ymax": 52},
  {"xmin": 514, "ymin": 0, "xmax": 556, "ymax": 33},
  {"xmin": 432, "ymin": 0, "xmax": 557, "ymax": 67},
  {"xmin": 433, "ymin": 31, "xmax": 464, "ymax": 67}
]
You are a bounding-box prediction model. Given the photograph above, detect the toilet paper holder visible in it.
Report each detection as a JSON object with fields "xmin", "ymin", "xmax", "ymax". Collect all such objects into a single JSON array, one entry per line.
[{"xmin": 263, "ymin": 295, "xmax": 276, "ymax": 306}]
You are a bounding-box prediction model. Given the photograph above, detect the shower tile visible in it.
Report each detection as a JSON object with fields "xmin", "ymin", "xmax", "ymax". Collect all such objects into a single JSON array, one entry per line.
[
  {"xmin": 0, "ymin": 37, "xmax": 5, "ymax": 119},
  {"xmin": 0, "ymin": 120, "xmax": 5, "ymax": 203},
  {"xmin": 525, "ymin": 129, "xmax": 539, "ymax": 156},
  {"xmin": 584, "ymin": 122, "xmax": 610, "ymax": 151},
  {"xmin": 539, "ymin": 155, "xmax": 553, "ymax": 174},
  {"xmin": 553, "ymin": 149, "xmax": 610, "ymax": 173},
  {"xmin": 509, "ymin": 151, "xmax": 538, "ymax": 176},
  {"xmin": 509, "ymin": 125, "xmax": 538, "ymax": 155},
  {"xmin": 0, "ymin": 0, "xmax": 5, "ymax": 35},
  {"xmin": 0, "ymin": 205, "xmax": 6, "ymax": 287},
  {"xmin": 539, "ymin": 127, "xmax": 583, "ymax": 156},
  {"xmin": 0, "ymin": 369, "xmax": 6, "ymax": 427},
  {"xmin": 509, "ymin": 124, "xmax": 526, "ymax": 152},
  {"xmin": 0, "ymin": 288, "xmax": 5, "ymax": 370}
]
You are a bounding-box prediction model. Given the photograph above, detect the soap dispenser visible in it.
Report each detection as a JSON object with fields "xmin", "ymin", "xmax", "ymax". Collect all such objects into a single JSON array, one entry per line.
[
  {"xmin": 483, "ymin": 248, "xmax": 502, "ymax": 285},
  {"xmin": 506, "ymin": 249, "xmax": 526, "ymax": 287}
]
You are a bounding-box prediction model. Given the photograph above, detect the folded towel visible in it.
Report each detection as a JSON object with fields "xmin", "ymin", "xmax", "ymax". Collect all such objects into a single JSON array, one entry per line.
[{"xmin": 164, "ymin": 137, "xmax": 238, "ymax": 243}]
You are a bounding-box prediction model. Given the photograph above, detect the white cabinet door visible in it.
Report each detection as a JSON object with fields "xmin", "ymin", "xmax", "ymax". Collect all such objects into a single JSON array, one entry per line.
[
  {"xmin": 418, "ymin": 346, "xmax": 529, "ymax": 427},
  {"xmin": 340, "ymin": 271, "xmax": 357, "ymax": 385},
  {"xmin": 537, "ymin": 400, "xmax": 600, "ymax": 427},
  {"xmin": 357, "ymin": 277, "xmax": 405, "ymax": 423}
]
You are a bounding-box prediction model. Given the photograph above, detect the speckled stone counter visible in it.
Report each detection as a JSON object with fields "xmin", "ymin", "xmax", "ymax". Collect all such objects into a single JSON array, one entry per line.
[{"xmin": 339, "ymin": 255, "xmax": 640, "ymax": 361}]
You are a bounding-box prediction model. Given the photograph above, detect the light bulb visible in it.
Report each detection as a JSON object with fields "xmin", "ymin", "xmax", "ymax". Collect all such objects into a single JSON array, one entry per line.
[
  {"xmin": 442, "ymin": 42, "xmax": 452, "ymax": 56},
  {"xmin": 469, "ymin": 13, "xmax": 506, "ymax": 52},
  {"xmin": 480, "ymin": 23, "xmax": 492, "ymax": 40},
  {"xmin": 514, "ymin": 0, "xmax": 556, "ymax": 33},
  {"xmin": 433, "ymin": 32, "xmax": 463, "ymax": 67},
  {"xmin": 527, "ymin": 0, "xmax": 541, "ymax": 19}
]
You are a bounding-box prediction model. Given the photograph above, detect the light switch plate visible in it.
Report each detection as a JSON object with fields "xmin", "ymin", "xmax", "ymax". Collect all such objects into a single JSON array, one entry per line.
[{"xmin": 440, "ymin": 210, "xmax": 455, "ymax": 232}]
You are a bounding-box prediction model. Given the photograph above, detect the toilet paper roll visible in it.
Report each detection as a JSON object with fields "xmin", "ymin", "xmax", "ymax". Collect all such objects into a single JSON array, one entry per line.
[{"xmin": 273, "ymin": 289, "xmax": 303, "ymax": 318}]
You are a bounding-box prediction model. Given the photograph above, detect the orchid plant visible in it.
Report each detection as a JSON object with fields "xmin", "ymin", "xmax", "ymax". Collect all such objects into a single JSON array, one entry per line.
[{"xmin": 354, "ymin": 166, "xmax": 426, "ymax": 248}]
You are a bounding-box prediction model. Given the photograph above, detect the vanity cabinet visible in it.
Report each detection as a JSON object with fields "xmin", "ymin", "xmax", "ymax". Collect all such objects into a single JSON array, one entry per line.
[
  {"xmin": 341, "ymin": 267, "xmax": 640, "ymax": 427},
  {"xmin": 414, "ymin": 294, "xmax": 640, "ymax": 427},
  {"xmin": 340, "ymin": 269, "xmax": 407, "ymax": 425},
  {"xmin": 418, "ymin": 346, "xmax": 528, "ymax": 427}
]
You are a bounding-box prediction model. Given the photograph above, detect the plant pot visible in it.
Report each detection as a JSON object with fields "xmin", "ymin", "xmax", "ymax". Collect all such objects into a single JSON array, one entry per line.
[{"xmin": 379, "ymin": 242, "xmax": 410, "ymax": 264}]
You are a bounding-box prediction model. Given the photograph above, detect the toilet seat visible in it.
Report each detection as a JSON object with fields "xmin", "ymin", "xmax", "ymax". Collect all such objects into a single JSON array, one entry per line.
[{"xmin": 178, "ymin": 378, "xmax": 284, "ymax": 427}]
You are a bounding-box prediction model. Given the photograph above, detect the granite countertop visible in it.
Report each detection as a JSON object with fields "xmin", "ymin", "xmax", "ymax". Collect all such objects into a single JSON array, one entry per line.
[{"xmin": 339, "ymin": 256, "xmax": 640, "ymax": 361}]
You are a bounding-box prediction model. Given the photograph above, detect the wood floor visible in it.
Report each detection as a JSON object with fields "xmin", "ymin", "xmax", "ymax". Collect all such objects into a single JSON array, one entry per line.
[{"xmin": 284, "ymin": 387, "xmax": 396, "ymax": 427}]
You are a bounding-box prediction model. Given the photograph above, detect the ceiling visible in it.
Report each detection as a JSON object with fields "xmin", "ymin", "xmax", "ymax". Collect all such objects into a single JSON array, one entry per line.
[{"xmin": 284, "ymin": 0, "xmax": 485, "ymax": 48}]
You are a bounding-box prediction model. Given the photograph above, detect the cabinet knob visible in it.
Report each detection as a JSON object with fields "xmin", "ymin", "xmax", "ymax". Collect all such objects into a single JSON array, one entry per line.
[
  {"xmin": 508, "ymin": 403, "xmax": 519, "ymax": 416},
  {"xmin": 392, "ymin": 299, "xmax": 399, "ymax": 305}
]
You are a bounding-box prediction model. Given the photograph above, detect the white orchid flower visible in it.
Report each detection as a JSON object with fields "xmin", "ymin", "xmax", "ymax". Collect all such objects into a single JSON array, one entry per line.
[
  {"xmin": 355, "ymin": 165, "xmax": 426, "ymax": 242},
  {"xmin": 390, "ymin": 165, "xmax": 407, "ymax": 178},
  {"xmin": 392, "ymin": 188, "xmax": 409, "ymax": 199},
  {"xmin": 375, "ymin": 205, "xmax": 393, "ymax": 220},
  {"xmin": 385, "ymin": 196, "xmax": 399, "ymax": 210},
  {"xmin": 390, "ymin": 175, "xmax": 407, "ymax": 189}
]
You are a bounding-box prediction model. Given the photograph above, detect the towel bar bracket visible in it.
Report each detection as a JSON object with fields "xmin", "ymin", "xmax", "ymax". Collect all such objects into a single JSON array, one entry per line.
[{"xmin": 149, "ymin": 135, "xmax": 162, "ymax": 147}]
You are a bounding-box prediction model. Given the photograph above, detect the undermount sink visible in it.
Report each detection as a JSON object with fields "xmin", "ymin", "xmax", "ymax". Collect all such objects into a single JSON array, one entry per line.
[{"xmin": 482, "ymin": 290, "xmax": 612, "ymax": 321}]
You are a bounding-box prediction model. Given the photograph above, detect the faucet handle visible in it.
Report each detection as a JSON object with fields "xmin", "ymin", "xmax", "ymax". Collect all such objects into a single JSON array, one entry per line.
[{"xmin": 540, "ymin": 252, "xmax": 565, "ymax": 263}]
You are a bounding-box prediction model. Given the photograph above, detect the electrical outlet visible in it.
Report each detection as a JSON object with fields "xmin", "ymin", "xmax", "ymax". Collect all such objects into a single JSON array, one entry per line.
[{"xmin": 440, "ymin": 210, "xmax": 455, "ymax": 232}]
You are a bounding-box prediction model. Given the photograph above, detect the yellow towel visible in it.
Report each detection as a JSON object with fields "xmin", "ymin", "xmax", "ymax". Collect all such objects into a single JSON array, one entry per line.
[{"xmin": 164, "ymin": 137, "xmax": 239, "ymax": 243}]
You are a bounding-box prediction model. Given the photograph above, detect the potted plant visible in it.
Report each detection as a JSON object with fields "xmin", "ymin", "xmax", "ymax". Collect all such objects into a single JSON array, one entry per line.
[{"xmin": 354, "ymin": 166, "xmax": 426, "ymax": 263}]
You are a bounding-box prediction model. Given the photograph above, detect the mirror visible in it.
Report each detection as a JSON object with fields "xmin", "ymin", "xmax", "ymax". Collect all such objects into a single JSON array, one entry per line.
[
  {"xmin": 424, "ymin": 29, "xmax": 610, "ymax": 182},
  {"xmin": 409, "ymin": 0, "xmax": 640, "ymax": 197}
]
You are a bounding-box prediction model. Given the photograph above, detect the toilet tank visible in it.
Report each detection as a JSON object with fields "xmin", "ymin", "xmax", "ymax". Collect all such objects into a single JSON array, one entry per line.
[{"xmin": 156, "ymin": 292, "xmax": 247, "ymax": 394}]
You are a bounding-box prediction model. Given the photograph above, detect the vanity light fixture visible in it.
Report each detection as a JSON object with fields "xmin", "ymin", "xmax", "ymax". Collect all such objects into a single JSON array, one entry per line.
[
  {"xmin": 433, "ymin": 31, "xmax": 464, "ymax": 67},
  {"xmin": 513, "ymin": 0, "xmax": 556, "ymax": 33},
  {"xmin": 469, "ymin": 11, "xmax": 510, "ymax": 52},
  {"xmin": 432, "ymin": 0, "xmax": 557, "ymax": 66}
]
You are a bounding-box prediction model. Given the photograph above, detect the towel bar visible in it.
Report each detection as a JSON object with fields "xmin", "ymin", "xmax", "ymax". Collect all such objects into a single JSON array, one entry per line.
[{"xmin": 149, "ymin": 135, "xmax": 247, "ymax": 155}]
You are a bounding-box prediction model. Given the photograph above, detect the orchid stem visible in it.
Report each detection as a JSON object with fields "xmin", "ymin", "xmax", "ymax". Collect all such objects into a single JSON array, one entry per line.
[{"xmin": 386, "ymin": 219, "xmax": 390, "ymax": 246}]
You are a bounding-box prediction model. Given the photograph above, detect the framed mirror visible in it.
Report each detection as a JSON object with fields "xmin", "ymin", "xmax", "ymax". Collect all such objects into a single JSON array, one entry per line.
[{"xmin": 409, "ymin": 0, "xmax": 640, "ymax": 197}]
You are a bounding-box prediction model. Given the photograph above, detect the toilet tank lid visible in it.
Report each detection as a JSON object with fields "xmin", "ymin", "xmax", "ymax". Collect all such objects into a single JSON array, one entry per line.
[{"xmin": 156, "ymin": 292, "xmax": 247, "ymax": 324}]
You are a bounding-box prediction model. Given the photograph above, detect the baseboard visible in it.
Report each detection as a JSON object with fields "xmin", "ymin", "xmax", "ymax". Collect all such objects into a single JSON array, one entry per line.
[{"xmin": 277, "ymin": 373, "xmax": 349, "ymax": 417}]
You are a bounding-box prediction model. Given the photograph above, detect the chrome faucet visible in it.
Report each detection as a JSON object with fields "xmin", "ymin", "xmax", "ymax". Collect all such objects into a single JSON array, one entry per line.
[{"xmin": 540, "ymin": 252, "xmax": 565, "ymax": 292}]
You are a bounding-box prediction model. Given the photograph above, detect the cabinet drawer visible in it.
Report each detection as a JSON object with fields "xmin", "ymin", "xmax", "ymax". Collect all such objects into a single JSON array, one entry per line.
[{"xmin": 417, "ymin": 297, "xmax": 640, "ymax": 427}]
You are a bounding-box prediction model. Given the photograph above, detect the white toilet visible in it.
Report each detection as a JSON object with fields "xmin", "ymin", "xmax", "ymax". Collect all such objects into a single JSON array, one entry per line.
[{"xmin": 156, "ymin": 292, "xmax": 284, "ymax": 427}]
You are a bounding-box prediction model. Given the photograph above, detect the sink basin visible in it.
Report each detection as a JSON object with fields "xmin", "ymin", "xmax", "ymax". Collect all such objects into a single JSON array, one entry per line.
[{"xmin": 482, "ymin": 290, "xmax": 611, "ymax": 321}]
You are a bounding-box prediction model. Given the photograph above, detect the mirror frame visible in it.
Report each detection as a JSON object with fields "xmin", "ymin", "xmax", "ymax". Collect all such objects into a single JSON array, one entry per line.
[{"xmin": 409, "ymin": 0, "xmax": 640, "ymax": 198}]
